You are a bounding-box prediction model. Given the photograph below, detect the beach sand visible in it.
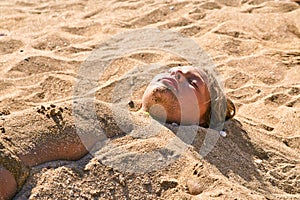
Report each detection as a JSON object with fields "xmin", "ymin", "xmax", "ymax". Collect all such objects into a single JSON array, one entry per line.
[{"xmin": 0, "ymin": 0, "xmax": 299, "ymax": 199}]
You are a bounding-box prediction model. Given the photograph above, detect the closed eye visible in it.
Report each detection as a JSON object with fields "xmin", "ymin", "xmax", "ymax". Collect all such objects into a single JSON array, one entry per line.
[{"xmin": 188, "ymin": 79, "xmax": 198, "ymax": 89}]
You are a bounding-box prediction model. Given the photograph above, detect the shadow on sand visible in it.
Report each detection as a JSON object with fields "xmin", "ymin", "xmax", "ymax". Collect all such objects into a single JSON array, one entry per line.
[{"xmin": 191, "ymin": 119, "xmax": 269, "ymax": 188}]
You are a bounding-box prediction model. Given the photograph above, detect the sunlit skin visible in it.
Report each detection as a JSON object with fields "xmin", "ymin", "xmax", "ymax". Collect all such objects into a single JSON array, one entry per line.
[
  {"xmin": 141, "ymin": 66, "xmax": 211, "ymax": 125},
  {"xmin": 0, "ymin": 167, "xmax": 17, "ymax": 200}
]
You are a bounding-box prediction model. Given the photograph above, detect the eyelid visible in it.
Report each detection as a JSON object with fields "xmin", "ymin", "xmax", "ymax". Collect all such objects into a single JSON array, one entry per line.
[{"xmin": 188, "ymin": 79, "xmax": 199, "ymax": 88}]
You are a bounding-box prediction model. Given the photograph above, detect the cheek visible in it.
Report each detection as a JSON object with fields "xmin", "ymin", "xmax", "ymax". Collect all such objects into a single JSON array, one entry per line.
[
  {"xmin": 177, "ymin": 88, "xmax": 203, "ymax": 120},
  {"xmin": 196, "ymin": 91, "xmax": 210, "ymax": 116},
  {"xmin": 178, "ymin": 87, "xmax": 198, "ymax": 107}
]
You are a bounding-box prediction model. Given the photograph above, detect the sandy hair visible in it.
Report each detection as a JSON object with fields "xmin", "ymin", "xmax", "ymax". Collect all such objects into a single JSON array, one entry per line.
[{"xmin": 198, "ymin": 67, "xmax": 235, "ymax": 130}]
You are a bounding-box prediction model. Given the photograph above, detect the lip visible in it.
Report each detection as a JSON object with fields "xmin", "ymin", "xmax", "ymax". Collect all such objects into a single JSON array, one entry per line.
[{"xmin": 159, "ymin": 77, "xmax": 179, "ymax": 92}]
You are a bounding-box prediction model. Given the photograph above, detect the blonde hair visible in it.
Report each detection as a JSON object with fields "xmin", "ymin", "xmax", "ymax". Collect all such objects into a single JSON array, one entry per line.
[{"xmin": 199, "ymin": 68, "xmax": 235, "ymax": 130}]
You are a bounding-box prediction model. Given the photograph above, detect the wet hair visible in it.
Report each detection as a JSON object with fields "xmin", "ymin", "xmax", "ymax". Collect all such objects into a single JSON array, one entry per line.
[{"xmin": 199, "ymin": 68, "xmax": 235, "ymax": 131}]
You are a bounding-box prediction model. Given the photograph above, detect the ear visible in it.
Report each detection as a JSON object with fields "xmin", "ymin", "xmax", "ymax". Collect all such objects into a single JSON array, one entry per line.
[{"xmin": 225, "ymin": 98, "xmax": 236, "ymax": 120}]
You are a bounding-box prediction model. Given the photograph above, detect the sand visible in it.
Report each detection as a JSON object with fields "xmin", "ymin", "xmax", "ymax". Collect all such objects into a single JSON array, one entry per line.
[{"xmin": 0, "ymin": 0, "xmax": 299, "ymax": 199}]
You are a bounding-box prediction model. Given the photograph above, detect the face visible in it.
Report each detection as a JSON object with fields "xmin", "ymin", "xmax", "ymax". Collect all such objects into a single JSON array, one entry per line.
[{"xmin": 141, "ymin": 66, "xmax": 211, "ymax": 125}]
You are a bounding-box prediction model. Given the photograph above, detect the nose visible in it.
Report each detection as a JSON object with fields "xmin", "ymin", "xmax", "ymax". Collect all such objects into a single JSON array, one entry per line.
[{"xmin": 170, "ymin": 68, "xmax": 185, "ymax": 82}]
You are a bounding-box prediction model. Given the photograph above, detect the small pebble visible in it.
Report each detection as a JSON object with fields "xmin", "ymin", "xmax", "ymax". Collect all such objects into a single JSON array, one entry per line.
[
  {"xmin": 170, "ymin": 6, "xmax": 175, "ymax": 10},
  {"xmin": 171, "ymin": 122, "xmax": 178, "ymax": 127},
  {"xmin": 219, "ymin": 131, "xmax": 227, "ymax": 137},
  {"xmin": 254, "ymin": 159, "xmax": 262, "ymax": 164},
  {"xmin": 128, "ymin": 100, "xmax": 134, "ymax": 108}
]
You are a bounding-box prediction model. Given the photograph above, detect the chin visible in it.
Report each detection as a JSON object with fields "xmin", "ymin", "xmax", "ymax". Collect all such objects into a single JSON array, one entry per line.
[
  {"xmin": 143, "ymin": 85, "xmax": 177, "ymax": 107},
  {"xmin": 142, "ymin": 86, "xmax": 181, "ymax": 121}
]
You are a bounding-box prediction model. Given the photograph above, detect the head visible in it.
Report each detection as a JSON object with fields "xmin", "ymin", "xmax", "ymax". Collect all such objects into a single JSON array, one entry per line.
[{"xmin": 141, "ymin": 66, "xmax": 235, "ymax": 127}]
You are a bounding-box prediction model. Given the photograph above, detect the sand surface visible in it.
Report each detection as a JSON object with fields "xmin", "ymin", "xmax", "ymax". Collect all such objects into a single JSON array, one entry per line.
[{"xmin": 0, "ymin": 0, "xmax": 300, "ymax": 199}]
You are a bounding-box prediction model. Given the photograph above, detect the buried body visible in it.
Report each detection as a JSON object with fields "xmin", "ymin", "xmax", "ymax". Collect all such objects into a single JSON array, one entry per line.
[{"xmin": 0, "ymin": 66, "xmax": 235, "ymax": 199}]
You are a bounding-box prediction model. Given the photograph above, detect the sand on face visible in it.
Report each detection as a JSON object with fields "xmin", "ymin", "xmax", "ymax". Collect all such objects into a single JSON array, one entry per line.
[{"xmin": 0, "ymin": 0, "xmax": 300, "ymax": 199}]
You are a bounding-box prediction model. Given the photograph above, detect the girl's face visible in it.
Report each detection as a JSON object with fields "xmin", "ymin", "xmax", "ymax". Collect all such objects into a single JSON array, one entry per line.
[{"xmin": 142, "ymin": 66, "xmax": 211, "ymax": 125}]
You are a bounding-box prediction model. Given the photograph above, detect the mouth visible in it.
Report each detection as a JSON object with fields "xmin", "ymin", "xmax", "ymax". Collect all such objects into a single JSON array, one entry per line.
[{"xmin": 159, "ymin": 77, "xmax": 179, "ymax": 93}]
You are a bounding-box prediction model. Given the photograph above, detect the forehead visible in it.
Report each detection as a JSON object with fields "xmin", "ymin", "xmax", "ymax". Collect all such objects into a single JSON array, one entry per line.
[
  {"xmin": 170, "ymin": 66, "xmax": 208, "ymax": 80},
  {"xmin": 171, "ymin": 66, "xmax": 209, "ymax": 83},
  {"xmin": 169, "ymin": 66, "xmax": 200, "ymax": 73}
]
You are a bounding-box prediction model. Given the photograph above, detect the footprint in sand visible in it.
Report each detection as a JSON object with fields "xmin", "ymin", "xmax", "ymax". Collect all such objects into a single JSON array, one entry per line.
[
  {"xmin": 288, "ymin": 87, "xmax": 300, "ymax": 96},
  {"xmin": 264, "ymin": 93, "xmax": 291, "ymax": 106},
  {"xmin": 187, "ymin": 8, "xmax": 206, "ymax": 21},
  {"xmin": 33, "ymin": 76, "xmax": 74, "ymax": 102},
  {"xmin": 0, "ymin": 39, "xmax": 23, "ymax": 54},
  {"xmin": 227, "ymin": 85, "xmax": 263, "ymax": 103},
  {"xmin": 128, "ymin": 52, "xmax": 165, "ymax": 64},
  {"xmin": 281, "ymin": 51, "xmax": 300, "ymax": 68},
  {"xmin": 266, "ymin": 158, "xmax": 300, "ymax": 194},
  {"xmin": 0, "ymin": 81, "xmax": 14, "ymax": 96},
  {"xmin": 286, "ymin": 98, "xmax": 300, "ymax": 108},
  {"xmin": 285, "ymin": 86, "xmax": 300, "ymax": 107},
  {"xmin": 125, "ymin": 2, "xmax": 189, "ymax": 28},
  {"xmin": 213, "ymin": 21, "xmax": 259, "ymax": 40},
  {"xmin": 179, "ymin": 25, "xmax": 204, "ymax": 37},
  {"xmin": 198, "ymin": 1, "xmax": 222, "ymax": 10},
  {"xmin": 32, "ymin": 34, "xmax": 70, "ymax": 51},
  {"xmin": 8, "ymin": 56, "xmax": 80, "ymax": 77},
  {"xmin": 225, "ymin": 72, "xmax": 250, "ymax": 89},
  {"xmin": 248, "ymin": 1, "xmax": 299, "ymax": 13}
]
